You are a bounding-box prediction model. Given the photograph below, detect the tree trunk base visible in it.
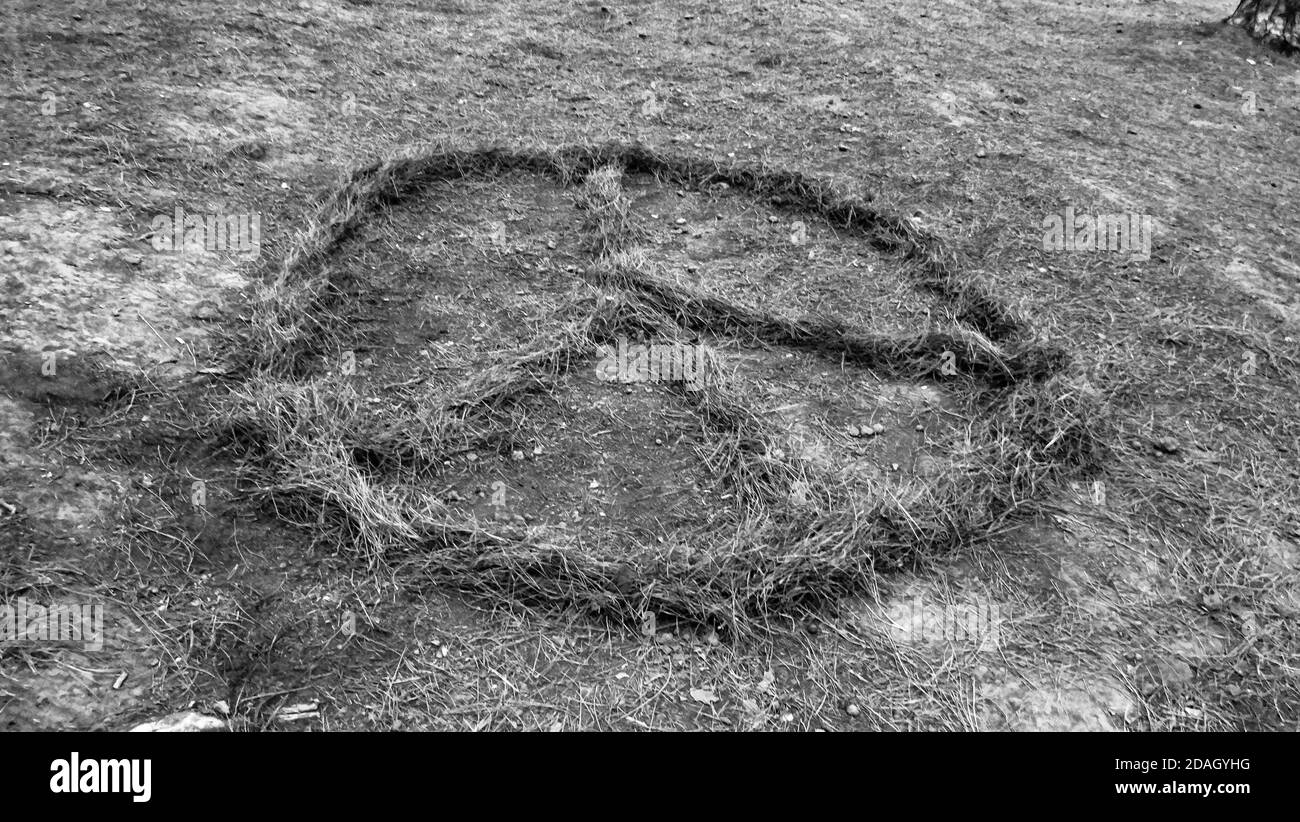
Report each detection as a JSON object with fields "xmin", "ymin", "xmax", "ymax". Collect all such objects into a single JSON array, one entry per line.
[{"xmin": 1226, "ymin": 0, "xmax": 1300, "ymax": 51}]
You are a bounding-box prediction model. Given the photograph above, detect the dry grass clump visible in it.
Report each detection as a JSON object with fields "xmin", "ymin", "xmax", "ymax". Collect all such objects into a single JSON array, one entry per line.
[{"xmin": 203, "ymin": 143, "xmax": 1105, "ymax": 633}]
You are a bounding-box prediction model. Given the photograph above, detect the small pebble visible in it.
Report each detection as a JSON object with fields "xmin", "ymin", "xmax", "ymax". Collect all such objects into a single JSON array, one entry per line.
[
  {"xmin": 872, "ymin": 422, "xmax": 885, "ymax": 434},
  {"xmin": 1154, "ymin": 437, "xmax": 1180, "ymax": 454},
  {"xmin": 846, "ymin": 703, "xmax": 861, "ymax": 717},
  {"xmin": 847, "ymin": 424, "xmax": 861, "ymax": 437}
]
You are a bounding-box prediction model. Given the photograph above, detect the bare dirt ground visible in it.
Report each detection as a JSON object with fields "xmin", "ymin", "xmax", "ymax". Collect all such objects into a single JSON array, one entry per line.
[{"xmin": 1, "ymin": 0, "xmax": 1297, "ymax": 731}]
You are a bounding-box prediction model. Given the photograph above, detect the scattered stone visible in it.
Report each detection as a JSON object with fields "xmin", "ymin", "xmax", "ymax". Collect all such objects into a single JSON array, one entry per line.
[
  {"xmin": 846, "ymin": 424, "xmax": 860, "ymax": 437},
  {"xmin": 846, "ymin": 703, "xmax": 860, "ymax": 717},
  {"xmin": 1153, "ymin": 437, "xmax": 1180, "ymax": 454},
  {"xmin": 872, "ymin": 422, "xmax": 885, "ymax": 434}
]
